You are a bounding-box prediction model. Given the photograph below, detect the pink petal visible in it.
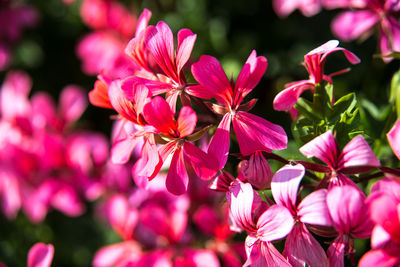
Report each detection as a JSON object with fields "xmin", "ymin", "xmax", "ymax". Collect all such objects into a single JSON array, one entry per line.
[
  {"xmin": 339, "ymin": 134, "xmax": 380, "ymax": 169},
  {"xmin": 238, "ymin": 151, "xmax": 273, "ymax": 190},
  {"xmin": 256, "ymin": 205, "xmax": 294, "ymax": 242},
  {"xmin": 178, "ymin": 249, "xmax": 220, "ymax": 267},
  {"xmin": 183, "ymin": 142, "xmax": 218, "ymax": 181},
  {"xmin": 283, "ymin": 223, "xmax": 329, "ymax": 267},
  {"xmin": 244, "ymin": 238, "xmax": 291, "ymax": 267},
  {"xmin": 50, "ymin": 183, "xmax": 85, "ymax": 217},
  {"xmin": 108, "ymin": 80, "xmax": 139, "ymax": 123},
  {"xmin": 207, "ymin": 113, "xmax": 232, "ymax": 170},
  {"xmin": 92, "ymin": 241, "xmax": 141, "ymax": 267},
  {"xmin": 326, "ymin": 185, "xmax": 373, "ymax": 238},
  {"xmin": 327, "ymin": 235, "xmax": 347, "ymax": 267},
  {"xmin": 300, "ymin": 130, "xmax": 340, "ymax": 168},
  {"xmin": 298, "ymin": 189, "xmax": 332, "ymax": 226},
  {"xmin": 387, "ymin": 120, "xmax": 400, "ymax": 159},
  {"xmin": 176, "ymin": 29, "xmax": 197, "ymax": 75},
  {"xmin": 142, "ymin": 96, "xmax": 177, "ymax": 136},
  {"xmin": 177, "ymin": 106, "xmax": 196, "ymax": 137},
  {"xmin": 59, "ymin": 85, "xmax": 87, "ymax": 123},
  {"xmin": 107, "ymin": 194, "xmax": 138, "ymax": 240},
  {"xmin": 359, "ymin": 248, "xmax": 400, "ymax": 267},
  {"xmin": 145, "ymin": 22, "xmax": 177, "ymax": 81},
  {"xmin": 0, "ymin": 169, "xmax": 21, "ymax": 219},
  {"xmin": 111, "ymin": 132, "xmax": 143, "ymax": 164},
  {"xmin": 135, "ymin": 9, "xmax": 152, "ymax": 37},
  {"xmin": 370, "ymin": 225, "xmax": 392, "ymax": 249},
  {"xmin": 193, "ymin": 205, "xmax": 221, "ymax": 236},
  {"xmin": 331, "ymin": 11, "xmax": 378, "ymax": 41},
  {"xmin": 184, "ymin": 84, "xmax": 214, "ymax": 99},
  {"xmin": 370, "ymin": 177, "xmax": 400, "ymax": 201},
  {"xmin": 228, "ymin": 181, "xmax": 257, "ymax": 232},
  {"xmin": 166, "ymin": 147, "xmax": 189, "ymax": 195},
  {"xmin": 271, "ymin": 164, "xmax": 305, "ymax": 214},
  {"xmin": 28, "ymin": 243, "xmax": 54, "ymax": 267},
  {"xmin": 135, "ymin": 135, "xmax": 163, "ymax": 180},
  {"xmin": 233, "ymin": 111, "xmax": 287, "ymax": 155},
  {"xmin": 88, "ymin": 77, "xmax": 113, "ymax": 109},
  {"xmin": 273, "ymin": 80, "xmax": 315, "ymax": 111},
  {"xmin": 235, "ymin": 50, "xmax": 267, "ymax": 99},
  {"xmin": 191, "ymin": 55, "xmax": 233, "ymax": 105}
]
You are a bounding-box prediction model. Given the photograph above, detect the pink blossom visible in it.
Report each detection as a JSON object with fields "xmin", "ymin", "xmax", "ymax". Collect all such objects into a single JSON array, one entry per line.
[
  {"xmin": 142, "ymin": 96, "xmax": 217, "ymax": 195},
  {"xmin": 92, "ymin": 241, "xmax": 142, "ymax": 267},
  {"xmin": 326, "ymin": 185, "xmax": 373, "ymax": 266},
  {"xmin": 387, "ymin": 119, "xmax": 400, "ymax": 159},
  {"xmin": 329, "ymin": 0, "xmax": 400, "ymax": 61},
  {"xmin": 237, "ymin": 151, "xmax": 273, "ymax": 190},
  {"xmin": 192, "ymin": 50, "xmax": 287, "ymax": 170},
  {"xmin": 299, "ymin": 130, "xmax": 380, "ymax": 188},
  {"xmin": 271, "ymin": 164, "xmax": 332, "ymax": 266},
  {"xmin": 228, "ymin": 180, "xmax": 294, "ymax": 266},
  {"xmin": 273, "ymin": 40, "xmax": 360, "ymax": 112},
  {"xmin": 273, "ymin": 0, "xmax": 322, "ymax": 17},
  {"xmin": 27, "ymin": 243, "xmax": 54, "ymax": 267}
]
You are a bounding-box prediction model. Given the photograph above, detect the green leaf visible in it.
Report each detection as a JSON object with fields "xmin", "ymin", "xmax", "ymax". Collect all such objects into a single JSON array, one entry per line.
[{"xmin": 390, "ymin": 69, "xmax": 400, "ymax": 117}]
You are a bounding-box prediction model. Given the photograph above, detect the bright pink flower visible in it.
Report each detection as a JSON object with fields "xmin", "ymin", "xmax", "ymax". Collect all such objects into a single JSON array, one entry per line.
[
  {"xmin": 174, "ymin": 249, "xmax": 220, "ymax": 267},
  {"xmin": 359, "ymin": 178, "xmax": 400, "ymax": 266},
  {"xmin": 387, "ymin": 119, "xmax": 400, "ymax": 159},
  {"xmin": 142, "ymin": 96, "xmax": 217, "ymax": 195},
  {"xmin": 273, "ymin": 0, "xmax": 322, "ymax": 17},
  {"xmin": 92, "ymin": 241, "xmax": 142, "ymax": 267},
  {"xmin": 192, "ymin": 50, "xmax": 287, "ymax": 170},
  {"xmin": 27, "ymin": 243, "xmax": 54, "ymax": 267},
  {"xmin": 329, "ymin": 0, "xmax": 400, "ymax": 61},
  {"xmin": 299, "ymin": 130, "xmax": 380, "ymax": 188},
  {"xmin": 228, "ymin": 180, "xmax": 294, "ymax": 266},
  {"xmin": 273, "ymin": 40, "xmax": 360, "ymax": 112},
  {"xmin": 271, "ymin": 164, "xmax": 332, "ymax": 266},
  {"xmin": 326, "ymin": 185, "xmax": 373, "ymax": 267}
]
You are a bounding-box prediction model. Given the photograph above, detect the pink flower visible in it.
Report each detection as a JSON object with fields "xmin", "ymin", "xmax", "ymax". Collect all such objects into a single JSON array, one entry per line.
[
  {"xmin": 299, "ymin": 130, "xmax": 380, "ymax": 188},
  {"xmin": 273, "ymin": 40, "xmax": 360, "ymax": 112},
  {"xmin": 192, "ymin": 50, "xmax": 287, "ymax": 170},
  {"xmin": 271, "ymin": 164, "xmax": 332, "ymax": 266},
  {"xmin": 92, "ymin": 241, "xmax": 142, "ymax": 267},
  {"xmin": 237, "ymin": 151, "xmax": 273, "ymax": 190},
  {"xmin": 142, "ymin": 96, "xmax": 217, "ymax": 195},
  {"xmin": 273, "ymin": 0, "xmax": 322, "ymax": 17},
  {"xmin": 228, "ymin": 180, "xmax": 294, "ymax": 266},
  {"xmin": 387, "ymin": 119, "xmax": 400, "ymax": 159},
  {"xmin": 27, "ymin": 243, "xmax": 54, "ymax": 267},
  {"xmin": 329, "ymin": 0, "xmax": 400, "ymax": 61},
  {"xmin": 359, "ymin": 178, "xmax": 400, "ymax": 266},
  {"xmin": 326, "ymin": 185, "xmax": 373, "ymax": 267}
]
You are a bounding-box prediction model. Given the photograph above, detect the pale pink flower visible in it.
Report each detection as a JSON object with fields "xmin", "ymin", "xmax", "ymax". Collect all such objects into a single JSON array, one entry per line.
[
  {"xmin": 142, "ymin": 96, "xmax": 217, "ymax": 195},
  {"xmin": 326, "ymin": 185, "xmax": 373, "ymax": 267},
  {"xmin": 271, "ymin": 164, "xmax": 332, "ymax": 266},
  {"xmin": 299, "ymin": 130, "xmax": 380, "ymax": 187},
  {"xmin": 27, "ymin": 243, "xmax": 54, "ymax": 267},
  {"xmin": 192, "ymin": 50, "xmax": 287, "ymax": 170},
  {"xmin": 329, "ymin": 0, "xmax": 400, "ymax": 61},
  {"xmin": 387, "ymin": 119, "xmax": 400, "ymax": 159},
  {"xmin": 273, "ymin": 40, "xmax": 360, "ymax": 113},
  {"xmin": 228, "ymin": 180, "xmax": 294, "ymax": 266},
  {"xmin": 273, "ymin": 0, "xmax": 322, "ymax": 17}
]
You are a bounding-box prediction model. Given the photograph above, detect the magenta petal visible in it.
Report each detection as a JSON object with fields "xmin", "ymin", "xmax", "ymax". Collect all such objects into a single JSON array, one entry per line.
[
  {"xmin": 273, "ymin": 80, "xmax": 314, "ymax": 111},
  {"xmin": 359, "ymin": 248, "xmax": 400, "ymax": 267},
  {"xmin": 184, "ymin": 84, "xmax": 214, "ymax": 99},
  {"xmin": 143, "ymin": 96, "xmax": 176, "ymax": 136},
  {"xmin": 28, "ymin": 243, "xmax": 54, "ymax": 267},
  {"xmin": 176, "ymin": 29, "xmax": 196, "ymax": 75},
  {"xmin": 233, "ymin": 111, "xmax": 287, "ymax": 155},
  {"xmin": 177, "ymin": 106, "xmax": 196, "ymax": 137},
  {"xmin": 193, "ymin": 205, "xmax": 220, "ymax": 236},
  {"xmin": 191, "ymin": 55, "xmax": 233, "ymax": 105},
  {"xmin": 108, "ymin": 80, "xmax": 138, "ymax": 123},
  {"xmin": 166, "ymin": 147, "xmax": 189, "ymax": 195},
  {"xmin": 271, "ymin": 164, "xmax": 304, "ymax": 213},
  {"xmin": 331, "ymin": 10, "xmax": 378, "ymax": 41},
  {"xmin": 207, "ymin": 113, "xmax": 232, "ymax": 170},
  {"xmin": 107, "ymin": 194, "xmax": 138, "ymax": 240},
  {"xmin": 111, "ymin": 133, "xmax": 142, "ymax": 164},
  {"xmin": 244, "ymin": 238, "xmax": 291, "ymax": 267},
  {"xmin": 183, "ymin": 142, "xmax": 218, "ymax": 181},
  {"xmin": 370, "ymin": 225, "xmax": 392, "ymax": 249},
  {"xmin": 298, "ymin": 189, "xmax": 332, "ymax": 226},
  {"xmin": 179, "ymin": 249, "xmax": 220, "ymax": 267},
  {"xmin": 59, "ymin": 85, "xmax": 87, "ymax": 124},
  {"xmin": 300, "ymin": 130, "xmax": 339, "ymax": 168},
  {"xmin": 327, "ymin": 185, "xmax": 372, "ymax": 238},
  {"xmin": 228, "ymin": 181, "xmax": 257, "ymax": 232},
  {"xmin": 256, "ymin": 204, "xmax": 294, "ymax": 242},
  {"xmin": 92, "ymin": 241, "xmax": 141, "ymax": 267},
  {"xmin": 327, "ymin": 235, "xmax": 346, "ymax": 267},
  {"xmin": 284, "ymin": 223, "xmax": 329, "ymax": 267},
  {"xmin": 135, "ymin": 9, "xmax": 152, "ymax": 37},
  {"xmin": 339, "ymin": 134, "xmax": 380, "ymax": 169},
  {"xmin": 387, "ymin": 120, "xmax": 400, "ymax": 159},
  {"xmin": 235, "ymin": 50, "xmax": 267, "ymax": 99}
]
